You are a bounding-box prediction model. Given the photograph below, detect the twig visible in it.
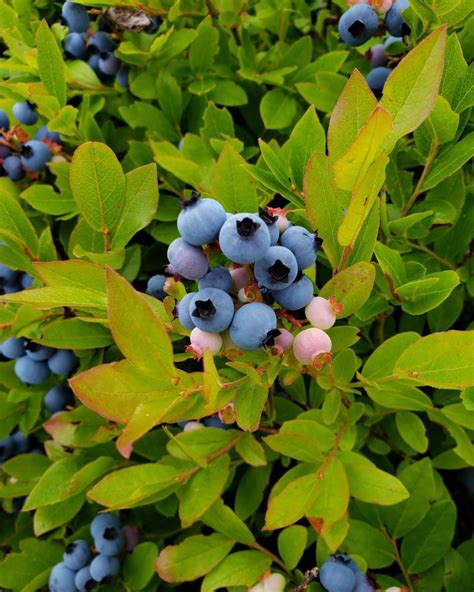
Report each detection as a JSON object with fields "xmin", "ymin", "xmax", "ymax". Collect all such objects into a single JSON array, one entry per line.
[
  {"xmin": 382, "ymin": 528, "xmax": 414, "ymax": 592},
  {"xmin": 404, "ymin": 240, "xmax": 457, "ymax": 271},
  {"xmin": 251, "ymin": 542, "xmax": 291, "ymax": 575},
  {"xmin": 289, "ymin": 567, "xmax": 319, "ymax": 591},
  {"xmin": 400, "ymin": 142, "xmax": 438, "ymax": 217}
]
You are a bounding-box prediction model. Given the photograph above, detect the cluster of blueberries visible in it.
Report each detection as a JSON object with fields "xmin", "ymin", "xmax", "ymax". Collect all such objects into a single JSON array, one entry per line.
[
  {"xmin": 0, "ymin": 429, "xmax": 39, "ymax": 465},
  {"xmin": 339, "ymin": 0, "xmax": 410, "ymax": 94},
  {"xmin": 0, "ymin": 104, "xmax": 58, "ymax": 180},
  {"xmin": 61, "ymin": 2, "xmax": 130, "ymax": 87},
  {"xmin": 49, "ymin": 513, "xmax": 124, "ymax": 592},
  {"xmin": 320, "ymin": 554, "xmax": 374, "ymax": 592},
  {"xmin": 147, "ymin": 195, "xmax": 340, "ymax": 369}
]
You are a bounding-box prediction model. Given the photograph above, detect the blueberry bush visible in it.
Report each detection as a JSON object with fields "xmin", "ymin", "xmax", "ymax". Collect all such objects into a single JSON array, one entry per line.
[{"xmin": 0, "ymin": 0, "xmax": 473, "ymax": 591}]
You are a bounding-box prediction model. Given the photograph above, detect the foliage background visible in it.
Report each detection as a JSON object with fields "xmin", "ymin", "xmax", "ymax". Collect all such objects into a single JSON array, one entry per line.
[{"xmin": 0, "ymin": 0, "xmax": 473, "ymax": 590}]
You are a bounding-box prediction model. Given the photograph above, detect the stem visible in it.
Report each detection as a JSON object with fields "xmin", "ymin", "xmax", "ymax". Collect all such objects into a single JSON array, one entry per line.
[
  {"xmin": 101, "ymin": 227, "xmax": 110, "ymax": 251},
  {"xmin": 338, "ymin": 245, "xmax": 352, "ymax": 272},
  {"xmin": 400, "ymin": 142, "xmax": 438, "ymax": 217},
  {"xmin": 405, "ymin": 240, "xmax": 457, "ymax": 271},
  {"xmin": 318, "ymin": 418, "xmax": 349, "ymax": 478},
  {"xmin": 382, "ymin": 528, "xmax": 414, "ymax": 592}
]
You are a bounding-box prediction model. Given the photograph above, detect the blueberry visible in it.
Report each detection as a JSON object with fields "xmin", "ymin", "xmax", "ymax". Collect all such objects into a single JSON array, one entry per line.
[
  {"xmin": 280, "ymin": 226, "xmax": 320, "ymax": 270},
  {"xmin": 366, "ymin": 43, "xmax": 387, "ymax": 67},
  {"xmin": 198, "ymin": 267, "xmax": 232, "ymax": 293},
  {"xmin": 177, "ymin": 194, "xmax": 227, "ymax": 246},
  {"xmin": 116, "ymin": 68, "xmax": 129, "ymax": 88},
  {"xmin": 146, "ymin": 274, "xmax": 166, "ymax": 300},
  {"xmin": 98, "ymin": 52, "xmax": 120, "ymax": 76},
  {"xmin": 90, "ymin": 554, "xmax": 120, "ymax": 582},
  {"xmin": 20, "ymin": 140, "xmax": 51, "ymax": 172},
  {"xmin": 20, "ymin": 273, "xmax": 34, "ymax": 289},
  {"xmin": 0, "ymin": 143, "xmax": 11, "ymax": 159},
  {"xmin": 0, "ymin": 435, "xmax": 14, "ymax": 461},
  {"xmin": 64, "ymin": 32, "xmax": 88, "ymax": 59},
  {"xmin": 75, "ymin": 566, "xmax": 96, "ymax": 591},
  {"xmin": 12, "ymin": 102, "xmax": 38, "ymax": 125},
  {"xmin": 90, "ymin": 513, "xmax": 121, "ymax": 539},
  {"xmin": 167, "ymin": 238, "xmax": 208, "ymax": 280},
  {"xmin": 0, "ymin": 109, "xmax": 9, "ymax": 130},
  {"xmin": 385, "ymin": 0, "xmax": 410, "ymax": 37},
  {"xmin": 88, "ymin": 54, "xmax": 101, "ymax": 74},
  {"xmin": 203, "ymin": 416, "xmax": 231, "ymax": 429},
  {"xmin": 254, "ymin": 246, "xmax": 298, "ymax": 291},
  {"xmin": 14, "ymin": 356, "xmax": 50, "ymax": 385},
  {"xmin": 229, "ymin": 302, "xmax": 278, "ymax": 350},
  {"xmin": 48, "ymin": 349, "xmax": 77, "ymax": 376},
  {"xmin": 64, "ymin": 539, "xmax": 91, "ymax": 571},
  {"xmin": 259, "ymin": 207, "xmax": 280, "ymax": 245},
  {"xmin": 219, "ymin": 213, "xmax": 271, "ymax": 264},
  {"xmin": 1, "ymin": 337, "xmax": 25, "ymax": 359},
  {"xmin": 146, "ymin": 15, "xmax": 160, "ymax": 33},
  {"xmin": 178, "ymin": 292, "xmax": 197, "ymax": 330},
  {"xmin": 24, "ymin": 342, "xmax": 54, "ymax": 361},
  {"xmin": 366, "ymin": 67, "xmax": 391, "ymax": 94},
  {"xmin": 0, "ymin": 264, "xmax": 18, "ymax": 284},
  {"xmin": 11, "ymin": 430, "xmax": 30, "ymax": 454},
  {"xmin": 36, "ymin": 126, "xmax": 60, "ymax": 143},
  {"xmin": 2, "ymin": 155, "xmax": 24, "ymax": 180},
  {"xmin": 88, "ymin": 31, "xmax": 114, "ymax": 53},
  {"xmin": 319, "ymin": 556, "xmax": 356, "ymax": 592},
  {"xmin": 94, "ymin": 524, "xmax": 124, "ymax": 556},
  {"xmin": 62, "ymin": 1, "xmax": 90, "ymax": 33},
  {"xmin": 353, "ymin": 572, "xmax": 375, "ymax": 592},
  {"xmin": 334, "ymin": 554, "xmax": 360, "ymax": 574},
  {"xmin": 189, "ymin": 288, "xmax": 234, "ymax": 333},
  {"xmin": 1, "ymin": 283, "xmax": 21, "ymax": 294},
  {"xmin": 48, "ymin": 562, "xmax": 78, "ymax": 592},
  {"xmin": 44, "ymin": 385, "xmax": 72, "ymax": 413},
  {"xmin": 273, "ymin": 273, "xmax": 313, "ymax": 310},
  {"xmin": 338, "ymin": 5, "xmax": 379, "ymax": 47}
]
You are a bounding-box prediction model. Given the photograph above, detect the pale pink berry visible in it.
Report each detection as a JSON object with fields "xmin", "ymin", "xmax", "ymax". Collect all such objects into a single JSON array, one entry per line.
[
  {"xmin": 183, "ymin": 421, "xmax": 205, "ymax": 432},
  {"xmin": 267, "ymin": 207, "xmax": 289, "ymax": 232},
  {"xmin": 293, "ymin": 328, "xmax": 332, "ymax": 367},
  {"xmin": 263, "ymin": 573, "xmax": 286, "ymax": 592},
  {"xmin": 372, "ymin": 0, "xmax": 392, "ymax": 14},
  {"xmin": 385, "ymin": 588, "xmax": 402, "ymax": 592},
  {"xmin": 271, "ymin": 328, "xmax": 294, "ymax": 356},
  {"xmin": 248, "ymin": 584, "xmax": 265, "ymax": 592},
  {"xmin": 305, "ymin": 296, "xmax": 342, "ymax": 330},
  {"xmin": 122, "ymin": 526, "xmax": 140, "ymax": 552},
  {"xmin": 230, "ymin": 265, "xmax": 252, "ymax": 292},
  {"xmin": 186, "ymin": 328, "xmax": 222, "ymax": 359}
]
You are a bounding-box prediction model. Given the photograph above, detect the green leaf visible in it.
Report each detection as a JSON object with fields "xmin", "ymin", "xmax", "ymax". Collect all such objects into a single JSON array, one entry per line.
[
  {"xmin": 112, "ymin": 163, "xmax": 159, "ymax": 248},
  {"xmin": 260, "ymin": 89, "xmax": 298, "ymax": 130},
  {"xmin": 398, "ymin": 271, "xmax": 460, "ymax": 315},
  {"xmin": 123, "ymin": 542, "xmax": 158, "ymax": 590},
  {"xmin": 33, "ymin": 495, "xmax": 84, "ymax": 536},
  {"xmin": 401, "ymin": 500, "xmax": 457, "ymax": 573},
  {"xmin": 278, "ymin": 525, "xmax": 307, "ymax": 570},
  {"xmin": 38, "ymin": 318, "xmax": 113, "ymax": 349},
  {"xmin": 394, "ymin": 330, "xmax": 474, "ymax": 389},
  {"xmin": 365, "ymin": 384, "xmax": 433, "ymax": 411},
  {"xmin": 421, "ymin": 132, "xmax": 474, "ymax": 191},
  {"xmin": 363, "ymin": 332, "xmax": 420, "ymax": 379},
  {"xmin": 70, "ymin": 142, "xmax": 126, "ymax": 234},
  {"xmin": 342, "ymin": 519, "xmax": 395, "ymax": 568},
  {"xmin": 211, "ymin": 142, "xmax": 258, "ymax": 213},
  {"xmin": 201, "ymin": 551, "xmax": 272, "ymax": 592},
  {"xmin": 189, "ymin": 16, "xmax": 219, "ymax": 74},
  {"xmin": 381, "ymin": 25, "xmax": 448, "ymax": 139},
  {"xmin": 0, "ymin": 190, "xmax": 39, "ymax": 258},
  {"xmin": 0, "ymin": 286, "xmax": 107, "ymax": 310},
  {"xmin": 155, "ymin": 533, "xmax": 234, "ymax": 583},
  {"xmin": 374, "ymin": 241, "xmax": 406, "ymax": 289},
  {"xmin": 296, "ymin": 72, "xmax": 347, "ymax": 113},
  {"xmin": 339, "ymin": 451, "xmax": 409, "ymax": 505},
  {"xmin": 303, "ymin": 153, "xmax": 343, "ymax": 268},
  {"xmin": 202, "ymin": 499, "xmax": 255, "ymax": 545},
  {"xmin": 396, "ymin": 411, "xmax": 428, "ymax": 452},
  {"xmin": 23, "ymin": 458, "xmax": 80, "ymax": 510},
  {"xmin": 36, "ymin": 20, "xmax": 67, "ymax": 107},
  {"xmin": 264, "ymin": 419, "xmax": 335, "ymax": 463},
  {"xmin": 307, "ymin": 457, "xmax": 350, "ymax": 525},
  {"xmin": 235, "ymin": 433, "xmax": 267, "ymax": 467},
  {"xmin": 328, "ymin": 69, "xmax": 377, "ymax": 162},
  {"xmin": 319, "ymin": 262, "xmax": 376, "ymax": 317},
  {"xmin": 234, "ymin": 379, "xmax": 268, "ymax": 432},
  {"xmin": 21, "ymin": 185, "xmax": 76, "ymax": 216}
]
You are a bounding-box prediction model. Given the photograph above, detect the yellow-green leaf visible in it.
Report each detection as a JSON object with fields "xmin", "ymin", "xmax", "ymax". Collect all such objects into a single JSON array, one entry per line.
[{"xmin": 36, "ymin": 20, "xmax": 67, "ymax": 107}]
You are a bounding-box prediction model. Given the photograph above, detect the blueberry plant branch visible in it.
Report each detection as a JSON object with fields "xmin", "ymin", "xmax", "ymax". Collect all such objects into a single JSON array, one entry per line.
[
  {"xmin": 382, "ymin": 527, "xmax": 414, "ymax": 592},
  {"xmin": 400, "ymin": 141, "xmax": 439, "ymax": 217}
]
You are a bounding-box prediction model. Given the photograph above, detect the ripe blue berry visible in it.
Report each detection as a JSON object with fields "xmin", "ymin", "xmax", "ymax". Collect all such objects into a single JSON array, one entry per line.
[
  {"xmin": 177, "ymin": 195, "xmax": 227, "ymax": 246},
  {"xmin": 167, "ymin": 238, "xmax": 208, "ymax": 280},
  {"xmin": 0, "ymin": 264, "xmax": 18, "ymax": 284},
  {"xmin": 254, "ymin": 246, "xmax": 298, "ymax": 291},
  {"xmin": 64, "ymin": 32, "xmax": 88, "ymax": 58},
  {"xmin": 35, "ymin": 126, "xmax": 61, "ymax": 143},
  {"xmin": 366, "ymin": 67, "xmax": 391, "ymax": 94},
  {"xmin": 272, "ymin": 273, "xmax": 313, "ymax": 310},
  {"xmin": 95, "ymin": 524, "xmax": 124, "ymax": 556},
  {"xmin": 75, "ymin": 565, "xmax": 95, "ymax": 592},
  {"xmin": 189, "ymin": 288, "xmax": 234, "ymax": 333},
  {"xmin": 334, "ymin": 554, "xmax": 360, "ymax": 574},
  {"xmin": 0, "ymin": 435, "xmax": 14, "ymax": 461},
  {"xmin": 385, "ymin": 0, "xmax": 410, "ymax": 37},
  {"xmin": 198, "ymin": 267, "xmax": 232, "ymax": 293},
  {"xmin": 63, "ymin": 539, "xmax": 91, "ymax": 571},
  {"xmin": 203, "ymin": 416, "xmax": 232, "ymax": 429},
  {"xmin": 91, "ymin": 513, "xmax": 121, "ymax": 538},
  {"xmin": 20, "ymin": 140, "xmax": 51, "ymax": 172},
  {"xmin": 20, "ymin": 273, "xmax": 34, "ymax": 289},
  {"xmin": 1, "ymin": 337, "xmax": 26, "ymax": 359},
  {"xmin": 48, "ymin": 349, "xmax": 77, "ymax": 376},
  {"xmin": 219, "ymin": 213, "xmax": 271, "ymax": 264},
  {"xmin": 116, "ymin": 68, "xmax": 129, "ymax": 88},
  {"xmin": 319, "ymin": 556, "xmax": 356, "ymax": 592},
  {"xmin": 88, "ymin": 31, "xmax": 114, "ymax": 53},
  {"xmin": 14, "ymin": 356, "xmax": 50, "ymax": 384},
  {"xmin": 280, "ymin": 226, "xmax": 320, "ymax": 270},
  {"xmin": 62, "ymin": 1, "xmax": 90, "ymax": 33},
  {"xmin": 12, "ymin": 102, "xmax": 38, "ymax": 125},
  {"xmin": 98, "ymin": 52, "xmax": 120, "ymax": 76},
  {"xmin": 354, "ymin": 572, "xmax": 375, "ymax": 592},
  {"xmin": 146, "ymin": 274, "xmax": 166, "ymax": 299},
  {"xmin": 2, "ymin": 155, "xmax": 25, "ymax": 180},
  {"xmin": 229, "ymin": 302, "xmax": 278, "ymax": 350},
  {"xmin": 90, "ymin": 554, "xmax": 120, "ymax": 582},
  {"xmin": 44, "ymin": 385, "xmax": 72, "ymax": 413},
  {"xmin": 49, "ymin": 562, "xmax": 78, "ymax": 592},
  {"xmin": 11, "ymin": 430, "xmax": 30, "ymax": 454},
  {"xmin": 178, "ymin": 292, "xmax": 197, "ymax": 330},
  {"xmin": 338, "ymin": 5, "xmax": 379, "ymax": 47},
  {"xmin": 0, "ymin": 143, "xmax": 11, "ymax": 160},
  {"xmin": 0, "ymin": 109, "xmax": 9, "ymax": 130},
  {"xmin": 88, "ymin": 54, "xmax": 101, "ymax": 74},
  {"xmin": 367, "ymin": 43, "xmax": 387, "ymax": 67},
  {"xmin": 25, "ymin": 343, "xmax": 54, "ymax": 361},
  {"xmin": 259, "ymin": 208, "xmax": 280, "ymax": 245}
]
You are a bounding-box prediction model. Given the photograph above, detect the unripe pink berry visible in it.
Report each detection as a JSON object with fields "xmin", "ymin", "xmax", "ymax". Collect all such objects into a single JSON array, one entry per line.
[
  {"xmin": 267, "ymin": 207, "xmax": 289, "ymax": 232},
  {"xmin": 230, "ymin": 265, "xmax": 252, "ymax": 292},
  {"xmin": 305, "ymin": 296, "xmax": 342, "ymax": 330},
  {"xmin": 372, "ymin": 0, "xmax": 392, "ymax": 14},
  {"xmin": 271, "ymin": 328, "xmax": 294, "ymax": 356},
  {"xmin": 293, "ymin": 328, "xmax": 332, "ymax": 367},
  {"xmin": 183, "ymin": 421, "xmax": 205, "ymax": 432},
  {"xmin": 385, "ymin": 588, "xmax": 402, "ymax": 592},
  {"xmin": 187, "ymin": 328, "xmax": 222, "ymax": 359},
  {"xmin": 263, "ymin": 573, "xmax": 286, "ymax": 592}
]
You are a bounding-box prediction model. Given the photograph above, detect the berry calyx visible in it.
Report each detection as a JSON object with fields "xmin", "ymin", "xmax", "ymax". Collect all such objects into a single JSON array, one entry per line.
[{"xmin": 236, "ymin": 217, "xmax": 260, "ymax": 238}]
